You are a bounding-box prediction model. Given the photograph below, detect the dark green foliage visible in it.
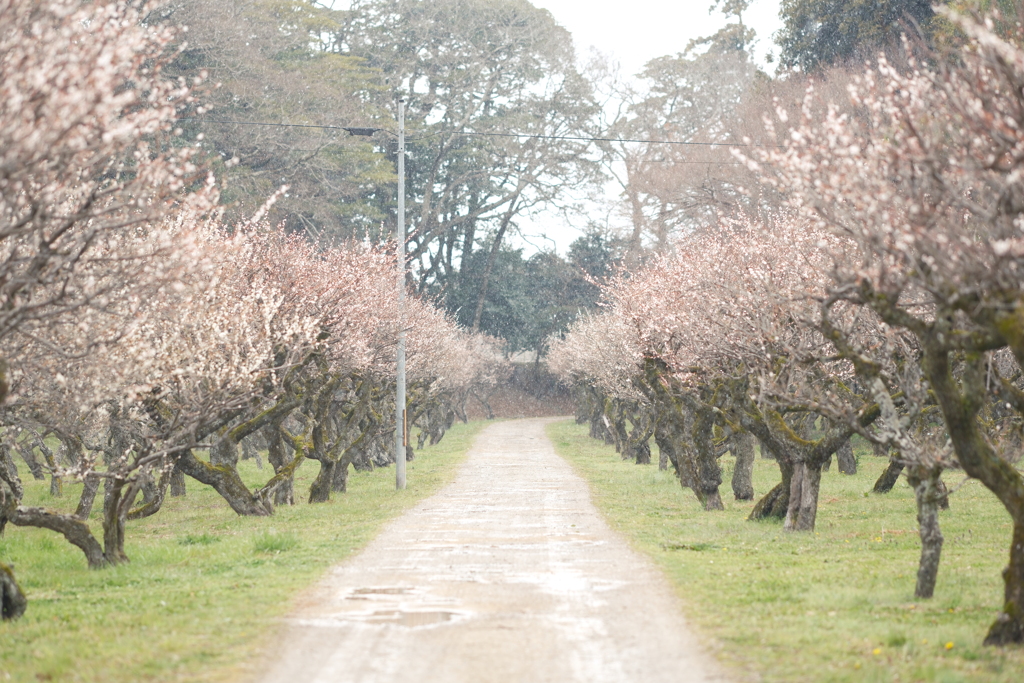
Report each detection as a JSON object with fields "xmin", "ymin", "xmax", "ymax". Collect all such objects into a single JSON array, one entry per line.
[
  {"xmin": 165, "ymin": 0, "xmax": 601, "ymax": 286},
  {"xmin": 568, "ymin": 231, "xmax": 618, "ymax": 282},
  {"xmin": 163, "ymin": 0, "xmax": 392, "ymax": 240},
  {"xmin": 438, "ymin": 231, "xmax": 619, "ymax": 355},
  {"xmin": 777, "ymin": 0, "xmax": 938, "ymax": 71}
]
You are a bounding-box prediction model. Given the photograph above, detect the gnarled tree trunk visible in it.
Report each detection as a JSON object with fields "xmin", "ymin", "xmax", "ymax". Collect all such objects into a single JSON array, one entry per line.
[
  {"xmin": 332, "ymin": 456, "xmax": 351, "ymax": 493},
  {"xmin": 7, "ymin": 506, "xmax": 107, "ymax": 568},
  {"xmin": 740, "ymin": 401, "xmax": 877, "ymax": 531},
  {"xmin": 748, "ymin": 442, "xmax": 792, "ymax": 521},
  {"xmin": 175, "ymin": 449, "xmax": 273, "ymax": 516},
  {"xmin": 654, "ymin": 423, "xmax": 679, "ymax": 476},
  {"xmin": 837, "ymin": 439, "xmax": 857, "ymax": 474},
  {"xmin": 908, "ymin": 464, "xmax": 945, "ymax": 599},
  {"xmin": 308, "ymin": 459, "xmax": 335, "ymax": 503},
  {"xmin": 626, "ymin": 408, "xmax": 654, "ymax": 465},
  {"xmin": 682, "ymin": 401, "xmax": 724, "ymax": 510},
  {"xmin": 785, "ymin": 461, "xmax": 823, "ymax": 531},
  {"xmin": 748, "ymin": 464, "xmax": 792, "ymax": 520},
  {"xmin": 924, "ymin": 346, "xmax": 1024, "ymax": 644},
  {"xmin": 731, "ymin": 432, "xmax": 755, "ymax": 500},
  {"xmin": 873, "ymin": 457, "xmax": 904, "ymax": 493},
  {"xmin": 654, "ymin": 409, "xmax": 702, "ymax": 501},
  {"xmin": 37, "ymin": 440, "xmax": 62, "ymax": 498},
  {"xmin": 1, "ymin": 562, "xmax": 27, "ymax": 620},
  {"xmin": 12, "ymin": 436, "xmax": 45, "ymax": 481},
  {"xmin": 74, "ymin": 474, "xmax": 101, "ymax": 520},
  {"xmin": 127, "ymin": 467, "xmax": 173, "ymax": 521},
  {"xmin": 102, "ymin": 474, "xmax": 147, "ymax": 565},
  {"xmin": 169, "ymin": 463, "xmax": 186, "ymax": 497},
  {"xmin": 2, "ymin": 440, "xmax": 108, "ymax": 568},
  {"xmin": 266, "ymin": 423, "xmax": 295, "ymax": 506}
]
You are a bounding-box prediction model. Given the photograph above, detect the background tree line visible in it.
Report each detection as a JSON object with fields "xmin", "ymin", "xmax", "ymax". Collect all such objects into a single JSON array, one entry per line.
[{"xmin": 152, "ymin": 0, "xmax": 1023, "ymax": 358}]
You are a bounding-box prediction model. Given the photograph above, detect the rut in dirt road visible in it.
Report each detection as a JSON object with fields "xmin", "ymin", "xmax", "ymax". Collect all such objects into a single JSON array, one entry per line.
[{"xmin": 256, "ymin": 418, "xmax": 726, "ymax": 683}]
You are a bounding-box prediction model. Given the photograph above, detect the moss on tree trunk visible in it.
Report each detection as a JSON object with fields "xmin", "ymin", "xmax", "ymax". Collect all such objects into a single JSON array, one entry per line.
[
  {"xmin": 873, "ymin": 457, "xmax": 904, "ymax": 493},
  {"xmin": 1, "ymin": 562, "xmax": 27, "ymax": 621},
  {"xmin": 908, "ymin": 464, "xmax": 945, "ymax": 599},
  {"xmin": 175, "ymin": 450, "xmax": 273, "ymax": 516},
  {"xmin": 731, "ymin": 432, "xmax": 755, "ymax": 500},
  {"xmin": 924, "ymin": 346, "xmax": 1024, "ymax": 644},
  {"xmin": 749, "ymin": 455, "xmax": 793, "ymax": 521},
  {"xmin": 266, "ymin": 424, "xmax": 295, "ymax": 506}
]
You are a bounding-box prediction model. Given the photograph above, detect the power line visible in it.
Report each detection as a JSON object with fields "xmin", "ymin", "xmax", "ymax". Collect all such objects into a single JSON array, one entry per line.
[
  {"xmin": 174, "ymin": 117, "xmax": 779, "ymax": 149},
  {"xmin": 439, "ymin": 130, "xmax": 776, "ymax": 148},
  {"xmin": 175, "ymin": 118, "xmax": 366, "ymax": 134}
]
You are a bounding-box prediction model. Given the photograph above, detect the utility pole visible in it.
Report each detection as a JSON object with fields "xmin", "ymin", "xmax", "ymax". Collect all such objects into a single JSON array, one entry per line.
[{"xmin": 395, "ymin": 97, "xmax": 407, "ymax": 490}]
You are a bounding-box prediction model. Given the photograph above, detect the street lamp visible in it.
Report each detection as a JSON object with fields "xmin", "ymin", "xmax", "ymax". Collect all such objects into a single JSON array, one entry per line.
[
  {"xmin": 344, "ymin": 113, "xmax": 406, "ymax": 490},
  {"xmin": 394, "ymin": 98, "xmax": 407, "ymax": 490}
]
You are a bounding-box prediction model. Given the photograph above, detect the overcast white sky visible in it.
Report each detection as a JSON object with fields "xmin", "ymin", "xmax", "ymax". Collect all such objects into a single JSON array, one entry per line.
[{"xmin": 535, "ymin": 0, "xmax": 784, "ymax": 79}]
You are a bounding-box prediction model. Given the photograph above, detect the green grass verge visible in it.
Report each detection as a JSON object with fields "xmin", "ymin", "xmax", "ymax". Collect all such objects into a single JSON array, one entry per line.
[
  {"xmin": 547, "ymin": 419, "xmax": 1024, "ymax": 683},
  {"xmin": 0, "ymin": 421, "xmax": 486, "ymax": 683}
]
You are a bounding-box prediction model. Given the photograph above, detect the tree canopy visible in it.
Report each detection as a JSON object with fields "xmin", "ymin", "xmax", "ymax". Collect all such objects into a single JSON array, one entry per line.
[{"xmin": 777, "ymin": 0, "xmax": 937, "ymax": 70}]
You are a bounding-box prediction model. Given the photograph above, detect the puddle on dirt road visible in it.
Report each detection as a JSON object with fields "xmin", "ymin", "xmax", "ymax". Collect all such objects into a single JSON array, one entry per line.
[
  {"xmin": 332, "ymin": 587, "xmax": 469, "ymax": 628},
  {"xmin": 345, "ymin": 586, "xmax": 420, "ymax": 601},
  {"xmin": 292, "ymin": 609, "xmax": 467, "ymax": 630},
  {"xmin": 350, "ymin": 587, "xmax": 413, "ymax": 596},
  {"xmin": 363, "ymin": 610, "xmax": 460, "ymax": 627}
]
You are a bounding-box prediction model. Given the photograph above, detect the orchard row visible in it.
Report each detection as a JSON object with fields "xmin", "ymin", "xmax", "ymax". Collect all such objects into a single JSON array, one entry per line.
[
  {"xmin": 0, "ymin": 0, "xmax": 503, "ymax": 617},
  {"xmin": 549, "ymin": 11, "xmax": 1024, "ymax": 646}
]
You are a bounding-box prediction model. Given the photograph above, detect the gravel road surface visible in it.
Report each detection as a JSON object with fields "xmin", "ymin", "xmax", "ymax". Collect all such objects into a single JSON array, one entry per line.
[{"xmin": 255, "ymin": 418, "xmax": 726, "ymax": 683}]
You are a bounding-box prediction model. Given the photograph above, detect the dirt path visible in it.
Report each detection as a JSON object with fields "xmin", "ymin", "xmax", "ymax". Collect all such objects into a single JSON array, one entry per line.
[{"xmin": 255, "ymin": 418, "xmax": 726, "ymax": 683}]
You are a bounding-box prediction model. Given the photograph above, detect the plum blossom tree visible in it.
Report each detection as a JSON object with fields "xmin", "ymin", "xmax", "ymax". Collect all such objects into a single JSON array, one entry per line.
[
  {"xmin": 0, "ymin": 0, "xmax": 508, "ymax": 589},
  {"xmin": 746, "ymin": 8, "xmax": 1024, "ymax": 643},
  {"xmin": 0, "ymin": 0, "xmax": 216, "ymax": 583},
  {"xmin": 0, "ymin": 211, "xmax": 507, "ymax": 569},
  {"xmin": 550, "ymin": 217, "xmax": 877, "ymax": 518}
]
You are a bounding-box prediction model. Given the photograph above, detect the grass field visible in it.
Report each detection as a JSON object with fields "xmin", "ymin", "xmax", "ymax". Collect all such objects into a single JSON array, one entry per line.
[
  {"xmin": 0, "ymin": 421, "xmax": 486, "ymax": 683},
  {"xmin": 547, "ymin": 419, "xmax": 1024, "ymax": 683}
]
